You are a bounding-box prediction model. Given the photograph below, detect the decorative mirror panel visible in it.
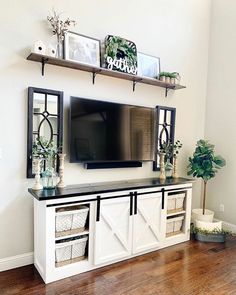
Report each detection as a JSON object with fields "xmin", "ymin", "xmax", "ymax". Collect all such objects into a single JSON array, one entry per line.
[
  {"xmin": 153, "ymin": 106, "xmax": 176, "ymax": 171},
  {"xmin": 27, "ymin": 87, "xmax": 63, "ymax": 178}
]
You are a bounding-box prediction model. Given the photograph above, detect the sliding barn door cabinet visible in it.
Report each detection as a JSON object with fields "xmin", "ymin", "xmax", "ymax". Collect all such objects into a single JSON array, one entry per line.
[{"xmin": 29, "ymin": 178, "xmax": 193, "ymax": 283}]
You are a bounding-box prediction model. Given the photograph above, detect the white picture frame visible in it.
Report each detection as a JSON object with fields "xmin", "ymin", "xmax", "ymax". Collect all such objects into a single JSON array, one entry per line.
[
  {"xmin": 137, "ymin": 52, "xmax": 161, "ymax": 79},
  {"xmin": 64, "ymin": 32, "xmax": 101, "ymax": 67}
]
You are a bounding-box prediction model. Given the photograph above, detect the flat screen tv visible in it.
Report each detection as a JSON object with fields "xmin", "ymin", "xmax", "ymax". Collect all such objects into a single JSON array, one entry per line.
[{"xmin": 69, "ymin": 97, "xmax": 155, "ymax": 163}]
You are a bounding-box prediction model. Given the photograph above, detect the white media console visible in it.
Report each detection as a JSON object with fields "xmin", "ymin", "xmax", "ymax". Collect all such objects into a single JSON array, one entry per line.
[{"xmin": 29, "ymin": 177, "xmax": 193, "ymax": 283}]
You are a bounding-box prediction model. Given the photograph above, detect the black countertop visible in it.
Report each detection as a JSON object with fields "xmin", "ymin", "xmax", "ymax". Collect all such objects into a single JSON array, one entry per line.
[{"xmin": 28, "ymin": 177, "xmax": 193, "ymax": 201}]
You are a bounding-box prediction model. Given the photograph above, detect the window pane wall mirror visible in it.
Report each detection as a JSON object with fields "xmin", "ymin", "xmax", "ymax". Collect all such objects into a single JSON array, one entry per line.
[
  {"xmin": 27, "ymin": 87, "xmax": 63, "ymax": 178},
  {"xmin": 153, "ymin": 106, "xmax": 176, "ymax": 171}
]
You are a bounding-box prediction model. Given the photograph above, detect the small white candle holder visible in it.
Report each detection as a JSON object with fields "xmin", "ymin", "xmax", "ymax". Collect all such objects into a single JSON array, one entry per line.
[
  {"xmin": 32, "ymin": 158, "xmax": 43, "ymax": 190},
  {"xmin": 159, "ymin": 152, "xmax": 166, "ymax": 180},
  {"xmin": 172, "ymin": 155, "xmax": 179, "ymax": 179},
  {"xmin": 57, "ymin": 154, "xmax": 66, "ymax": 188}
]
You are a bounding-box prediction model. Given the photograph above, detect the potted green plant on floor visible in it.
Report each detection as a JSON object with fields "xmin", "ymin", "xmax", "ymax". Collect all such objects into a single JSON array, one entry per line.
[
  {"xmin": 187, "ymin": 140, "xmax": 226, "ymax": 224},
  {"xmin": 191, "ymin": 225, "xmax": 233, "ymax": 243}
]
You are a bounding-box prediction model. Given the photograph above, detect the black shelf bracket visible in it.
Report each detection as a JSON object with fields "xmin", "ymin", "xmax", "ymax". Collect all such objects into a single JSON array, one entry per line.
[
  {"xmin": 132, "ymin": 79, "xmax": 142, "ymax": 92},
  {"xmin": 92, "ymin": 70, "xmax": 101, "ymax": 84},
  {"xmin": 92, "ymin": 72, "xmax": 97, "ymax": 84},
  {"xmin": 165, "ymin": 86, "xmax": 176, "ymax": 97},
  {"xmin": 41, "ymin": 58, "xmax": 49, "ymax": 76},
  {"xmin": 165, "ymin": 87, "xmax": 170, "ymax": 97}
]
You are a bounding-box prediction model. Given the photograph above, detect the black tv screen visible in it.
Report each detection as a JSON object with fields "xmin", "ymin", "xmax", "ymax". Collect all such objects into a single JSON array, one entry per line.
[{"xmin": 69, "ymin": 97, "xmax": 154, "ymax": 163}]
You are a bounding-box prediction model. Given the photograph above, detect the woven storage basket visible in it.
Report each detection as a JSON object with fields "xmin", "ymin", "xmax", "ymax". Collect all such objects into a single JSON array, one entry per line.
[
  {"xmin": 167, "ymin": 193, "xmax": 185, "ymax": 214},
  {"xmin": 55, "ymin": 236, "xmax": 88, "ymax": 264},
  {"xmin": 166, "ymin": 215, "xmax": 184, "ymax": 236},
  {"xmin": 55, "ymin": 206, "xmax": 89, "ymax": 236}
]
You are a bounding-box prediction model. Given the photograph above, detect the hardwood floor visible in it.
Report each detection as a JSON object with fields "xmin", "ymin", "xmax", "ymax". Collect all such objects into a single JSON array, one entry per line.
[{"xmin": 1, "ymin": 240, "xmax": 236, "ymax": 295}]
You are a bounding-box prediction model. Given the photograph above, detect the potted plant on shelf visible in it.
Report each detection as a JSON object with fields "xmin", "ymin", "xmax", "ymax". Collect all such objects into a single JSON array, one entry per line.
[
  {"xmin": 187, "ymin": 140, "xmax": 226, "ymax": 225},
  {"xmin": 159, "ymin": 72, "xmax": 180, "ymax": 84}
]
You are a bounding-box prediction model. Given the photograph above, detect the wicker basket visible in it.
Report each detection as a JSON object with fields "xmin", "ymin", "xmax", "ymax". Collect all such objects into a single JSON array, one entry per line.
[
  {"xmin": 167, "ymin": 193, "xmax": 185, "ymax": 214},
  {"xmin": 55, "ymin": 236, "xmax": 88, "ymax": 267},
  {"xmin": 55, "ymin": 205, "xmax": 89, "ymax": 237},
  {"xmin": 166, "ymin": 216, "xmax": 184, "ymax": 237}
]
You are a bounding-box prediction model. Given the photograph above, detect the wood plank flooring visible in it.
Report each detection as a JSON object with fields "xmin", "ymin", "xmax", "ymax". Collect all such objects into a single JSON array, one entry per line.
[{"xmin": 1, "ymin": 240, "xmax": 236, "ymax": 295}]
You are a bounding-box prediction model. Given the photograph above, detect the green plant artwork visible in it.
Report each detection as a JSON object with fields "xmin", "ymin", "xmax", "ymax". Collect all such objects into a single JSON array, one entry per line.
[{"xmin": 104, "ymin": 35, "xmax": 137, "ymax": 75}]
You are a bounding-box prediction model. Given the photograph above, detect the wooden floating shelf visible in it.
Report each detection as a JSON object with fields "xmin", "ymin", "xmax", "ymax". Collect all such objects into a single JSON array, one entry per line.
[
  {"xmin": 55, "ymin": 230, "xmax": 89, "ymax": 241},
  {"xmin": 27, "ymin": 53, "xmax": 186, "ymax": 97}
]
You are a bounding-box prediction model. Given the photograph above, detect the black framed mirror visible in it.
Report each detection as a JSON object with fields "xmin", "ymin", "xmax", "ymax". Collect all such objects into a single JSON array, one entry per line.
[
  {"xmin": 153, "ymin": 105, "xmax": 176, "ymax": 171},
  {"xmin": 27, "ymin": 87, "xmax": 63, "ymax": 178}
]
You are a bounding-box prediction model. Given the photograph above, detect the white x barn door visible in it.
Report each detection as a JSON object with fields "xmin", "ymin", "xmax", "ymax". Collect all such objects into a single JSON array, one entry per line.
[
  {"xmin": 133, "ymin": 192, "xmax": 164, "ymax": 254},
  {"xmin": 94, "ymin": 196, "xmax": 132, "ymax": 265}
]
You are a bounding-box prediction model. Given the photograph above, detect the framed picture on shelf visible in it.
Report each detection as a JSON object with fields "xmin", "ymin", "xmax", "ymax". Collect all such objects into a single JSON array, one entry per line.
[
  {"xmin": 64, "ymin": 32, "xmax": 101, "ymax": 67},
  {"xmin": 137, "ymin": 52, "xmax": 161, "ymax": 79}
]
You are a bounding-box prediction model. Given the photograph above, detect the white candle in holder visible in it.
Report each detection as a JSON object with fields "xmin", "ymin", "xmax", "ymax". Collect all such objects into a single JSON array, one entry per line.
[{"xmin": 57, "ymin": 154, "xmax": 66, "ymax": 188}]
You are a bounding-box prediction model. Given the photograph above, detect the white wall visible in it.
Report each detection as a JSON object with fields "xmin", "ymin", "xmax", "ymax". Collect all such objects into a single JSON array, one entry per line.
[
  {"xmin": 205, "ymin": 0, "xmax": 236, "ymax": 225},
  {"xmin": 0, "ymin": 0, "xmax": 211, "ymax": 260}
]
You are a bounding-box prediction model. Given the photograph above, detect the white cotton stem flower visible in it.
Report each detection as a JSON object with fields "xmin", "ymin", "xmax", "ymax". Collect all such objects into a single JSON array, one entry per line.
[{"xmin": 47, "ymin": 9, "xmax": 76, "ymax": 43}]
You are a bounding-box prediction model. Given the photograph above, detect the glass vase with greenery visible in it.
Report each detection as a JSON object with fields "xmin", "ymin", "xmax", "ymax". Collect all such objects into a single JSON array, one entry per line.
[
  {"xmin": 32, "ymin": 137, "xmax": 59, "ymax": 189},
  {"xmin": 159, "ymin": 140, "xmax": 183, "ymax": 173}
]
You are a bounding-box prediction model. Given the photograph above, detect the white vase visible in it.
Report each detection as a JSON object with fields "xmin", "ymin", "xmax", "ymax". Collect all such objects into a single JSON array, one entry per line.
[
  {"xmin": 33, "ymin": 40, "xmax": 46, "ymax": 55},
  {"xmin": 192, "ymin": 208, "xmax": 214, "ymax": 224},
  {"xmin": 47, "ymin": 44, "xmax": 57, "ymax": 57},
  {"xmin": 196, "ymin": 220, "xmax": 222, "ymax": 231},
  {"xmin": 170, "ymin": 78, "xmax": 176, "ymax": 84},
  {"xmin": 165, "ymin": 77, "xmax": 170, "ymax": 84}
]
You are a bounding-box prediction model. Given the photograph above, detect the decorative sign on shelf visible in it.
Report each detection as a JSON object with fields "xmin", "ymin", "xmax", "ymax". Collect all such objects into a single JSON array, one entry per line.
[{"xmin": 104, "ymin": 35, "xmax": 138, "ymax": 75}]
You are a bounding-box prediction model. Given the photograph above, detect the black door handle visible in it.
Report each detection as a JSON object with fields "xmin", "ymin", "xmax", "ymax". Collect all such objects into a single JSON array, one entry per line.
[
  {"xmin": 96, "ymin": 196, "xmax": 101, "ymax": 222},
  {"xmin": 161, "ymin": 188, "xmax": 165, "ymax": 209},
  {"xmin": 134, "ymin": 191, "xmax": 138, "ymax": 215},
  {"xmin": 130, "ymin": 192, "xmax": 133, "ymax": 216}
]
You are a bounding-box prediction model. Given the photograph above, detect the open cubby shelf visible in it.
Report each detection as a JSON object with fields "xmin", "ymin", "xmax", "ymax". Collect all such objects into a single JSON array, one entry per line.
[
  {"xmin": 27, "ymin": 53, "xmax": 186, "ymax": 97},
  {"xmin": 55, "ymin": 230, "xmax": 89, "ymax": 241}
]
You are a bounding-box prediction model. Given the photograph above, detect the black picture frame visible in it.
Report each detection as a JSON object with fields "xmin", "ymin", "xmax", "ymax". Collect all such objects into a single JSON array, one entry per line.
[
  {"xmin": 153, "ymin": 106, "xmax": 176, "ymax": 171},
  {"xmin": 64, "ymin": 31, "xmax": 101, "ymax": 67},
  {"xmin": 27, "ymin": 87, "xmax": 63, "ymax": 178}
]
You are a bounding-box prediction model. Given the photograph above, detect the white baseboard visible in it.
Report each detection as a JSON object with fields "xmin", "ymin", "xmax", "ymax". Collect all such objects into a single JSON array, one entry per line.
[
  {"xmin": 0, "ymin": 252, "xmax": 33, "ymax": 272},
  {"xmin": 214, "ymin": 218, "xmax": 236, "ymax": 232}
]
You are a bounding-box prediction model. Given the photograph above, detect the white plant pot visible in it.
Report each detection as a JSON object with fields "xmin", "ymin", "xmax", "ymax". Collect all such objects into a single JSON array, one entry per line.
[
  {"xmin": 196, "ymin": 220, "xmax": 222, "ymax": 231},
  {"xmin": 165, "ymin": 77, "xmax": 170, "ymax": 84},
  {"xmin": 192, "ymin": 208, "xmax": 214, "ymax": 224},
  {"xmin": 170, "ymin": 77, "xmax": 176, "ymax": 84}
]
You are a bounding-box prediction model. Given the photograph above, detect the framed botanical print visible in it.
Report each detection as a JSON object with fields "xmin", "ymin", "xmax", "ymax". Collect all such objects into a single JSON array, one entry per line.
[
  {"xmin": 137, "ymin": 52, "xmax": 161, "ymax": 79},
  {"xmin": 64, "ymin": 32, "xmax": 101, "ymax": 67}
]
